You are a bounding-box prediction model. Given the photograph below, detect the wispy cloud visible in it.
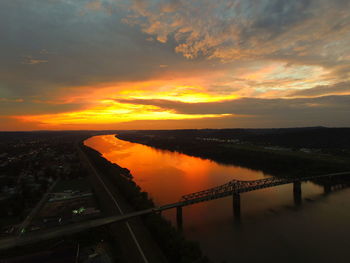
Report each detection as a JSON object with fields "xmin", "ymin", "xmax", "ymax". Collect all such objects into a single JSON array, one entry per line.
[
  {"xmin": 1, "ymin": 0, "xmax": 350, "ymax": 129},
  {"xmin": 124, "ymin": 0, "xmax": 350, "ymax": 68},
  {"xmin": 21, "ymin": 55, "xmax": 48, "ymax": 65},
  {"xmin": 288, "ymin": 81, "xmax": 350, "ymax": 97}
]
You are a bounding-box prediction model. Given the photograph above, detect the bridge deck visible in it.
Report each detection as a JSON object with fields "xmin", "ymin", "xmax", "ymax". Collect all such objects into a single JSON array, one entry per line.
[
  {"xmin": 1, "ymin": 171, "xmax": 349, "ymax": 250},
  {"xmin": 179, "ymin": 171, "xmax": 350, "ymax": 206}
]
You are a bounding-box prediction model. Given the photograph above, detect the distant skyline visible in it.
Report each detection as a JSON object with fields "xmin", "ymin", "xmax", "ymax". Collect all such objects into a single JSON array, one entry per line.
[{"xmin": 1, "ymin": 0, "xmax": 350, "ymax": 130}]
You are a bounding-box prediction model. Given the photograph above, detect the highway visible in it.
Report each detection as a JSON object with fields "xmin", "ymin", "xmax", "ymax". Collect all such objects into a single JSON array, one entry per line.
[
  {"xmin": 0, "ymin": 209, "xmax": 155, "ymax": 250},
  {"xmin": 78, "ymin": 146, "xmax": 167, "ymax": 263},
  {"xmin": 1, "ymin": 169, "xmax": 349, "ymax": 250},
  {"xmin": 0, "ymin": 201, "xmax": 182, "ymax": 250},
  {"xmin": 1, "ymin": 149, "xmax": 348, "ymax": 252},
  {"xmin": 79, "ymin": 147, "xmax": 149, "ymax": 263},
  {"xmin": 0, "ymin": 146, "xmax": 170, "ymax": 260}
]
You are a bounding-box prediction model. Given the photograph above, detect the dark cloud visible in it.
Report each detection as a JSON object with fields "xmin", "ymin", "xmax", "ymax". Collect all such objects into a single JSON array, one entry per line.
[
  {"xmin": 245, "ymin": 0, "xmax": 312, "ymax": 40},
  {"xmin": 126, "ymin": 0, "xmax": 350, "ymax": 69},
  {"xmin": 1, "ymin": 0, "xmax": 349, "ymax": 99},
  {"xmin": 288, "ymin": 81, "xmax": 350, "ymax": 97},
  {"xmin": 0, "ymin": 100, "xmax": 87, "ymax": 116},
  {"xmin": 115, "ymin": 95, "xmax": 350, "ymax": 125},
  {"xmin": 1, "ymin": 0, "xmax": 350, "ymax": 129},
  {"xmin": 0, "ymin": 0, "xmax": 204, "ymax": 98}
]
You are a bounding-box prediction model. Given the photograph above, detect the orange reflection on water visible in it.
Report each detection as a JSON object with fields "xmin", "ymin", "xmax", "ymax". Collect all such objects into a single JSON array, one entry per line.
[
  {"xmin": 84, "ymin": 134, "xmax": 335, "ymax": 263},
  {"xmin": 84, "ymin": 135, "xmax": 268, "ymax": 205}
]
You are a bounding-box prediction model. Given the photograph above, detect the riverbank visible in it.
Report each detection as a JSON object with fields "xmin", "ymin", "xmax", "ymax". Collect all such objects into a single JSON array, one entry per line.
[
  {"xmin": 80, "ymin": 142, "xmax": 209, "ymax": 263},
  {"xmin": 116, "ymin": 132, "xmax": 350, "ymax": 178},
  {"xmin": 84, "ymin": 134, "xmax": 350, "ymax": 263}
]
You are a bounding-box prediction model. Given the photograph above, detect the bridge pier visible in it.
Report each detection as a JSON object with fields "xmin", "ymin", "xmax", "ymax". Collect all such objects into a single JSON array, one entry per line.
[
  {"xmin": 324, "ymin": 184, "xmax": 332, "ymax": 194},
  {"xmin": 293, "ymin": 181, "xmax": 302, "ymax": 206},
  {"xmin": 176, "ymin": 206, "xmax": 183, "ymax": 229},
  {"xmin": 232, "ymin": 193, "xmax": 241, "ymax": 223}
]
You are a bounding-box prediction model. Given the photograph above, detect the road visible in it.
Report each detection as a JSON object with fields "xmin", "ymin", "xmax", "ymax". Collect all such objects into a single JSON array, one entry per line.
[
  {"xmin": 0, "ymin": 209, "xmax": 155, "ymax": 250},
  {"xmin": 79, "ymin": 146, "xmax": 149, "ymax": 263},
  {"xmin": 0, "ymin": 146, "xmax": 173, "ymax": 259},
  {"xmin": 78, "ymin": 146, "xmax": 167, "ymax": 263},
  {"xmin": 1, "ymin": 165, "xmax": 349, "ymax": 251},
  {"xmin": 16, "ymin": 179, "xmax": 59, "ymax": 236}
]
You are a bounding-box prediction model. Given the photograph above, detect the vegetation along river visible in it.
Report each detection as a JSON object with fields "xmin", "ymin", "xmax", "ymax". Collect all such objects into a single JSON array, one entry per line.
[{"xmin": 84, "ymin": 135, "xmax": 350, "ymax": 263}]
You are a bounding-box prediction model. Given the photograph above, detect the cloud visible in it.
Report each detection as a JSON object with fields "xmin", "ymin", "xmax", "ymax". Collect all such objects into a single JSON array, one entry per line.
[
  {"xmin": 288, "ymin": 81, "xmax": 350, "ymax": 97},
  {"xmin": 85, "ymin": 0, "xmax": 103, "ymax": 11},
  {"xmin": 125, "ymin": 0, "xmax": 350, "ymax": 66},
  {"xmin": 21, "ymin": 56, "xmax": 48, "ymax": 65},
  {"xmin": 7, "ymin": 94, "xmax": 350, "ymax": 130},
  {"xmin": 1, "ymin": 0, "xmax": 349, "ymax": 100},
  {"xmin": 1, "ymin": 0, "xmax": 350, "ymax": 129},
  {"xmin": 0, "ymin": 0, "xmax": 199, "ymax": 99},
  {"xmin": 0, "ymin": 99, "xmax": 88, "ymax": 116},
  {"xmin": 115, "ymin": 95, "xmax": 350, "ymax": 121}
]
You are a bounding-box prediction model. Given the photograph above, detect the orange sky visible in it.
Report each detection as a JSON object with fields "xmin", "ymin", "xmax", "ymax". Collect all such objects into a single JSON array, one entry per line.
[{"xmin": 1, "ymin": 0, "xmax": 350, "ymax": 130}]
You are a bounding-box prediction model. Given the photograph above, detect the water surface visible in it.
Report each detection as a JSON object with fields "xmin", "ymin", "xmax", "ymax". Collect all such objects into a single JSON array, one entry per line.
[{"xmin": 85, "ymin": 135, "xmax": 350, "ymax": 263}]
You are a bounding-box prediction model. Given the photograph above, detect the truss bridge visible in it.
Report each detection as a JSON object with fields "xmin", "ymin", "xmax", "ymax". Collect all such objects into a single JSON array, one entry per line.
[{"xmin": 1, "ymin": 171, "xmax": 349, "ymax": 250}]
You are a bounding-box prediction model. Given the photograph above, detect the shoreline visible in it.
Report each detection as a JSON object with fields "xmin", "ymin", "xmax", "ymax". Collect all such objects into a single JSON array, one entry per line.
[{"xmin": 80, "ymin": 141, "xmax": 209, "ymax": 263}]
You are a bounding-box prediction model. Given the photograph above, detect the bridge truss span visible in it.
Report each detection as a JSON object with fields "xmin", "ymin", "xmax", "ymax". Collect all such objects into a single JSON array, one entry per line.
[{"xmin": 179, "ymin": 171, "xmax": 350, "ymax": 206}]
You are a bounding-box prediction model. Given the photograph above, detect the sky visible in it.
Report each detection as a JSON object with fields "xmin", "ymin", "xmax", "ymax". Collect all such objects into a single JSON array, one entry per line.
[{"xmin": 1, "ymin": 0, "xmax": 350, "ymax": 130}]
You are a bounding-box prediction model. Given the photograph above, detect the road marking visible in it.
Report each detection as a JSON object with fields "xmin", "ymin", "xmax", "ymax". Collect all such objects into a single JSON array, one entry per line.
[{"xmin": 81, "ymin": 148, "xmax": 149, "ymax": 263}]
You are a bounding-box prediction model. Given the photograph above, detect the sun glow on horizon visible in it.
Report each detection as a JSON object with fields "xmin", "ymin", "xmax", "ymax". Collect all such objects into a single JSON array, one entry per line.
[
  {"xmin": 7, "ymin": 66, "xmax": 343, "ymax": 129},
  {"xmin": 118, "ymin": 85, "xmax": 240, "ymax": 103},
  {"xmin": 15, "ymin": 100, "xmax": 231, "ymax": 126},
  {"xmin": 13, "ymin": 81, "xmax": 239, "ymax": 127}
]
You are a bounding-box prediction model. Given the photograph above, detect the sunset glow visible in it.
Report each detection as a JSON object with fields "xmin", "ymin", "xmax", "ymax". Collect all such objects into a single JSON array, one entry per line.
[
  {"xmin": 1, "ymin": 1, "xmax": 350, "ymax": 260},
  {"xmin": 1, "ymin": 0, "xmax": 350, "ymax": 130},
  {"xmin": 16, "ymin": 101, "xmax": 230, "ymax": 126}
]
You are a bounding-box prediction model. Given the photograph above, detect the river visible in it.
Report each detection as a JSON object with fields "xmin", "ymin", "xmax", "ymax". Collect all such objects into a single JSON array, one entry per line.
[{"xmin": 84, "ymin": 135, "xmax": 350, "ymax": 263}]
